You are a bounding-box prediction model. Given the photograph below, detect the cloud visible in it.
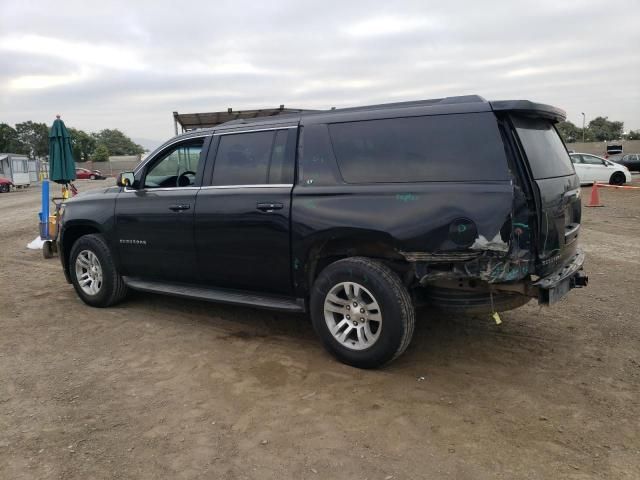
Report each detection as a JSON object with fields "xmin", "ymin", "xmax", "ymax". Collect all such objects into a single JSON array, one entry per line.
[
  {"xmin": 344, "ymin": 15, "xmax": 438, "ymax": 37},
  {"xmin": 0, "ymin": 0, "xmax": 638, "ymax": 141},
  {"xmin": 0, "ymin": 35, "xmax": 144, "ymax": 71},
  {"xmin": 8, "ymin": 69, "xmax": 92, "ymax": 90}
]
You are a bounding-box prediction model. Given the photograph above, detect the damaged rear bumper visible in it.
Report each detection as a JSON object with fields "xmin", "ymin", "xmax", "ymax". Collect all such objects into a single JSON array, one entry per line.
[{"xmin": 534, "ymin": 248, "xmax": 588, "ymax": 305}]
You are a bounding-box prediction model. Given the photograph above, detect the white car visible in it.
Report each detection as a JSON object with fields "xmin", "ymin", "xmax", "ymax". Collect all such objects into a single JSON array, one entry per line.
[{"xmin": 569, "ymin": 153, "xmax": 632, "ymax": 185}]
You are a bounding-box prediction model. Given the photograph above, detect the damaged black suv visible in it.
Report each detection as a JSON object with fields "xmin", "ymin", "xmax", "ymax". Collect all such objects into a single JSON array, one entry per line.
[{"xmin": 58, "ymin": 95, "xmax": 587, "ymax": 368}]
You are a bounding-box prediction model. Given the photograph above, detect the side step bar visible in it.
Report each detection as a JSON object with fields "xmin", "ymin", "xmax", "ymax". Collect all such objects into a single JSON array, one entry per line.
[{"xmin": 122, "ymin": 277, "xmax": 306, "ymax": 313}]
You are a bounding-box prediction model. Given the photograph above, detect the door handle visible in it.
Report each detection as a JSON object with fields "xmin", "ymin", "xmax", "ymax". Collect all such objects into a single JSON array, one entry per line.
[
  {"xmin": 169, "ymin": 204, "xmax": 191, "ymax": 211},
  {"xmin": 256, "ymin": 202, "xmax": 284, "ymax": 212}
]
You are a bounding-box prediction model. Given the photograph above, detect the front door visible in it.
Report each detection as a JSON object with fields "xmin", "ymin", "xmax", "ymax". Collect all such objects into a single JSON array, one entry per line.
[
  {"xmin": 194, "ymin": 126, "xmax": 296, "ymax": 295},
  {"xmin": 115, "ymin": 137, "xmax": 208, "ymax": 283}
]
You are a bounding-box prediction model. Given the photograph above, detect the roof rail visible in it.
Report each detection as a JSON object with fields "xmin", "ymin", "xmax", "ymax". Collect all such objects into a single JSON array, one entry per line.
[{"xmin": 327, "ymin": 95, "xmax": 487, "ymax": 114}]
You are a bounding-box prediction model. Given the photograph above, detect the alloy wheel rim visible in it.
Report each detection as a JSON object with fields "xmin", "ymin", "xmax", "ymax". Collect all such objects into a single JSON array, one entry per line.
[
  {"xmin": 323, "ymin": 281, "xmax": 382, "ymax": 351},
  {"xmin": 75, "ymin": 250, "xmax": 103, "ymax": 296}
]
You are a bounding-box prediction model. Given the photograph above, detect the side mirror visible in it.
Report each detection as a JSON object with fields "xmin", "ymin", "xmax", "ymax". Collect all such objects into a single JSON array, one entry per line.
[{"xmin": 117, "ymin": 171, "xmax": 136, "ymax": 188}]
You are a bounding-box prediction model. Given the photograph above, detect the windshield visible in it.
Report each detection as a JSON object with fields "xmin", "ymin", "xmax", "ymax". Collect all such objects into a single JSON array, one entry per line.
[{"xmin": 513, "ymin": 116, "xmax": 575, "ymax": 180}]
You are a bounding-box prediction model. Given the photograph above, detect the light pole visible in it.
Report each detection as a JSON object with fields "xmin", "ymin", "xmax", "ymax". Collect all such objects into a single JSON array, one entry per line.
[{"xmin": 581, "ymin": 112, "xmax": 586, "ymax": 143}]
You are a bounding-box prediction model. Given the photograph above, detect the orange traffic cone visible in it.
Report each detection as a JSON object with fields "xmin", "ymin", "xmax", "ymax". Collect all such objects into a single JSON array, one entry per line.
[{"xmin": 586, "ymin": 181, "xmax": 603, "ymax": 207}]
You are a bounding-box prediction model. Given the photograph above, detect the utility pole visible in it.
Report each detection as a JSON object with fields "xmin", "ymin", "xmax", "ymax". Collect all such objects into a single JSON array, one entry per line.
[{"xmin": 581, "ymin": 112, "xmax": 586, "ymax": 143}]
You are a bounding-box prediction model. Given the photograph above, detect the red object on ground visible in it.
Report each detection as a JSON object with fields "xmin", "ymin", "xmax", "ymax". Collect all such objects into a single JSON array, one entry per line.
[
  {"xmin": 586, "ymin": 182, "xmax": 603, "ymax": 207},
  {"xmin": 0, "ymin": 176, "xmax": 13, "ymax": 192}
]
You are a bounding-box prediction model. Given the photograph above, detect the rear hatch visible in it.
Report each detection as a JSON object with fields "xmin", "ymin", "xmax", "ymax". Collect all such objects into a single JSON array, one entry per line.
[{"xmin": 511, "ymin": 116, "xmax": 581, "ymax": 277}]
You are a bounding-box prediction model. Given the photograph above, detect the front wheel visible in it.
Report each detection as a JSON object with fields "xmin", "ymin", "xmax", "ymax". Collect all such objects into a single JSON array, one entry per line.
[
  {"xmin": 0, "ymin": 184, "xmax": 9, "ymax": 193},
  {"xmin": 310, "ymin": 257, "xmax": 415, "ymax": 369},
  {"xmin": 609, "ymin": 172, "xmax": 625, "ymax": 185},
  {"xmin": 69, "ymin": 234, "xmax": 128, "ymax": 307},
  {"xmin": 90, "ymin": 174, "xmax": 96, "ymax": 180}
]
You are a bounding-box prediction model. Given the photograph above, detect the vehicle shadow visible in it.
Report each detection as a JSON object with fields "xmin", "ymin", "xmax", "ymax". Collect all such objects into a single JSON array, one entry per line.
[{"xmin": 119, "ymin": 291, "xmax": 550, "ymax": 371}]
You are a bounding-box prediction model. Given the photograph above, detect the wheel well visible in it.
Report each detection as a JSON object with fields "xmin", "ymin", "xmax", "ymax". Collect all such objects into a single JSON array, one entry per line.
[
  {"xmin": 62, "ymin": 225, "xmax": 101, "ymax": 273},
  {"xmin": 306, "ymin": 239, "xmax": 410, "ymax": 289}
]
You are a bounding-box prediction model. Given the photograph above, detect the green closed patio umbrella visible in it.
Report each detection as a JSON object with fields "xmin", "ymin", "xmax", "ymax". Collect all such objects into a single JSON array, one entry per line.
[{"xmin": 49, "ymin": 115, "xmax": 76, "ymax": 184}]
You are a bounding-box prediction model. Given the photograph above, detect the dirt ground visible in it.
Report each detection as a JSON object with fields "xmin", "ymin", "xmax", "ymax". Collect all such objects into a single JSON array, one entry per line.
[{"xmin": 1, "ymin": 179, "xmax": 639, "ymax": 480}]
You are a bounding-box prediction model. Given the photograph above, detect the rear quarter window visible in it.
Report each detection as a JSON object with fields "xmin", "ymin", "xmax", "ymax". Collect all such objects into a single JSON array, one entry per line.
[
  {"xmin": 512, "ymin": 116, "xmax": 574, "ymax": 179},
  {"xmin": 327, "ymin": 113, "xmax": 510, "ymax": 183}
]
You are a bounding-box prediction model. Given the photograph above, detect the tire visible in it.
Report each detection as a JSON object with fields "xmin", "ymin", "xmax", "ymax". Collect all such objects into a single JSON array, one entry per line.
[
  {"xmin": 609, "ymin": 172, "xmax": 625, "ymax": 185},
  {"xmin": 69, "ymin": 234, "xmax": 128, "ymax": 307},
  {"xmin": 43, "ymin": 241, "xmax": 55, "ymax": 259},
  {"xmin": 0, "ymin": 184, "xmax": 9, "ymax": 193},
  {"xmin": 425, "ymin": 286, "xmax": 531, "ymax": 315},
  {"xmin": 310, "ymin": 257, "xmax": 415, "ymax": 369}
]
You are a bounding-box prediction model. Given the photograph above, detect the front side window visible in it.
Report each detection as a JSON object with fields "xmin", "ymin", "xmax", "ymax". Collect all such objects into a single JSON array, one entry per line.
[
  {"xmin": 144, "ymin": 140, "xmax": 204, "ymax": 188},
  {"xmin": 581, "ymin": 155, "xmax": 605, "ymax": 166},
  {"xmin": 212, "ymin": 129, "xmax": 291, "ymax": 185}
]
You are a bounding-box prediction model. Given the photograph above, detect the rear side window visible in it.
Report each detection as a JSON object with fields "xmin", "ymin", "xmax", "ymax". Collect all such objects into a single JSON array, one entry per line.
[
  {"xmin": 212, "ymin": 129, "xmax": 291, "ymax": 185},
  {"xmin": 297, "ymin": 124, "xmax": 344, "ymax": 186},
  {"xmin": 327, "ymin": 113, "xmax": 509, "ymax": 183},
  {"xmin": 512, "ymin": 116, "xmax": 574, "ymax": 179}
]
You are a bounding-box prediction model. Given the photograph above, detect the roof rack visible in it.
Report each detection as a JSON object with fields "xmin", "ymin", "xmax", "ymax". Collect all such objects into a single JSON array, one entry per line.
[
  {"xmin": 172, "ymin": 96, "xmax": 489, "ymax": 133},
  {"xmin": 173, "ymin": 106, "xmax": 318, "ymax": 133}
]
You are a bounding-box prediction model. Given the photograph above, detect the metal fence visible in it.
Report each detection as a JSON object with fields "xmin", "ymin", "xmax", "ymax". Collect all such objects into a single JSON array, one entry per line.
[
  {"xmin": 567, "ymin": 140, "xmax": 640, "ymax": 156},
  {"xmin": 76, "ymin": 155, "xmax": 142, "ymax": 177}
]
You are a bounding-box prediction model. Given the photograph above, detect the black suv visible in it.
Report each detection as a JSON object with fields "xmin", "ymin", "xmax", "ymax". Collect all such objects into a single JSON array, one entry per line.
[{"xmin": 58, "ymin": 95, "xmax": 588, "ymax": 368}]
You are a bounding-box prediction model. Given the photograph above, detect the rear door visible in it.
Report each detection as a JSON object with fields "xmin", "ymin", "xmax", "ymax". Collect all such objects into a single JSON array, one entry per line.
[
  {"xmin": 194, "ymin": 126, "xmax": 297, "ymax": 295},
  {"xmin": 570, "ymin": 155, "xmax": 589, "ymax": 183},
  {"xmin": 511, "ymin": 116, "xmax": 581, "ymax": 276}
]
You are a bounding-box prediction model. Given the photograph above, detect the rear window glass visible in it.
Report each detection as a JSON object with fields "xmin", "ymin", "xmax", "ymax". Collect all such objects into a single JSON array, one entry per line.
[
  {"xmin": 512, "ymin": 116, "xmax": 574, "ymax": 179},
  {"xmin": 327, "ymin": 113, "xmax": 509, "ymax": 183}
]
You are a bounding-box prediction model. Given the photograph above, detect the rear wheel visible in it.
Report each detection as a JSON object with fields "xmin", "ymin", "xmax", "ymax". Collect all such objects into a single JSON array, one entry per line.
[
  {"xmin": 310, "ymin": 257, "xmax": 415, "ymax": 369},
  {"xmin": 0, "ymin": 184, "xmax": 9, "ymax": 193},
  {"xmin": 610, "ymin": 172, "xmax": 625, "ymax": 185},
  {"xmin": 69, "ymin": 234, "xmax": 128, "ymax": 307}
]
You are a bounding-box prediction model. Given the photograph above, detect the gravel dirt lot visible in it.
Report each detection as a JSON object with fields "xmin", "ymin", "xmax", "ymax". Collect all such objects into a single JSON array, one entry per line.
[{"xmin": 1, "ymin": 179, "xmax": 639, "ymax": 479}]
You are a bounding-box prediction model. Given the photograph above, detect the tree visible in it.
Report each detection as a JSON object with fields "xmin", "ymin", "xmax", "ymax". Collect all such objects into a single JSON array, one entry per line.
[
  {"xmin": 92, "ymin": 129, "xmax": 144, "ymax": 156},
  {"xmin": 93, "ymin": 144, "xmax": 110, "ymax": 162},
  {"xmin": 556, "ymin": 121, "xmax": 581, "ymax": 143},
  {"xmin": 0, "ymin": 123, "xmax": 23, "ymax": 153},
  {"xmin": 15, "ymin": 121, "xmax": 49, "ymax": 158},
  {"xmin": 627, "ymin": 129, "xmax": 640, "ymax": 140},
  {"xmin": 68, "ymin": 127, "xmax": 97, "ymax": 162},
  {"xmin": 588, "ymin": 116, "xmax": 624, "ymax": 142}
]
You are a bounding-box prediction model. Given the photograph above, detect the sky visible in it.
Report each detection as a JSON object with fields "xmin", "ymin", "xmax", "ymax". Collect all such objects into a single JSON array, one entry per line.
[{"xmin": 1, "ymin": 0, "xmax": 638, "ymax": 148}]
